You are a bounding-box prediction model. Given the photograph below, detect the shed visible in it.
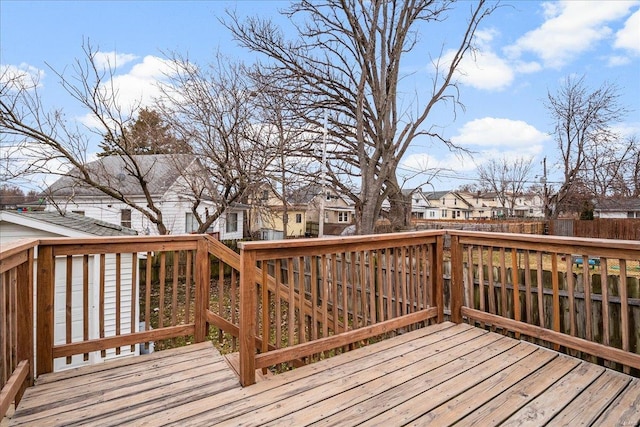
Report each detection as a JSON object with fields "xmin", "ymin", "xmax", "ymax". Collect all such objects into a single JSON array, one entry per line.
[{"xmin": 0, "ymin": 210, "xmax": 139, "ymax": 371}]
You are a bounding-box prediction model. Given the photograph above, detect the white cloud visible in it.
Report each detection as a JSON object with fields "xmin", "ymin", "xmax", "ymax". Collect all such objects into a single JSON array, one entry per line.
[
  {"xmin": 0, "ymin": 63, "xmax": 45, "ymax": 90},
  {"xmin": 607, "ymin": 55, "xmax": 631, "ymax": 67},
  {"xmin": 77, "ymin": 55, "xmax": 177, "ymax": 127},
  {"xmin": 451, "ymin": 117, "xmax": 549, "ymax": 154},
  {"xmin": 401, "ymin": 152, "xmax": 477, "ymax": 175},
  {"xmin": 614, "ymin": 9, "xmax": 640, "ymax": 54},
  {"xmin": 92, "ymin": 51, "xmax": 139, "ymax": 71},
  {"xmin": 449, "ymin": 49, "xmax": 514, "ymax": 91},
  {"xmin": 505, "ymin": 1, "xmax": 638, "ymax": 69},
  {"xmin": 440, "ymin": 29, "xmax": 514, "ymax": 91}
]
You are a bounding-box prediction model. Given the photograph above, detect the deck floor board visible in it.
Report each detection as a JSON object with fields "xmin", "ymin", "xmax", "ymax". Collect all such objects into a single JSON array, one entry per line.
[{"xmin": 9, "ymin": 322, "xmax": 639, "ymax": 426}]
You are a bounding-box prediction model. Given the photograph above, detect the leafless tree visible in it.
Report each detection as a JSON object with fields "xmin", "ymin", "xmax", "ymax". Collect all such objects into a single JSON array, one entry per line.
[
  {"xmin": 156, "ymin": 52, "xmax": 280, "ymax": 234},
  {"xmin": 0, "ymin": 43, "xmax": 271, "ymax": 235},
  {"xmin": 224, "ymin": 0, "xmax": 496, "ymax": 234},
  {"xmin": 0, "ymin": 43, "xmax": 178, "ymax": 233},
  {"xmin": 545, "ymin": 75, "xmax": 627, "ymax": 218},
  {"xmin": 603, "ymin": 135, "xmax": 640, "ymax": 198},
  {"xmin": 581, "ymin": 134, "xmax": 637, "ymax": 199},
  {"xmin": 476, "ymin": 156, "xmax": 534, "ymax": 217},
  {"xmin": 249, "ymin": 75, "xmax": 315, "ymax": 237}
]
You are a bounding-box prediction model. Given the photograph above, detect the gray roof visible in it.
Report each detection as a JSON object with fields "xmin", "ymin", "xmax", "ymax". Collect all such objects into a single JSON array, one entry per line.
[
  {"xmin": 595, "ymin": 198, "xmax": 640, "ymax": 212},
  {"xmin": 48, "ymin": 154, "xmax": 198, "ymax": 197},
  {"xmin": 9, "ymin": 210, "xmax": 137, "ymax": 236},
  {"xmin": 287, "ymin": 184, "xmax": 322, "ymax": 205},
  {"xmin": 424, "ymin": 190, "xmax": 451, "ymax": 200}
]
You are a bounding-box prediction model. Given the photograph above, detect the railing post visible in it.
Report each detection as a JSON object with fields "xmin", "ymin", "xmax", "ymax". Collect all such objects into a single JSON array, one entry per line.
[
  {"xmin": 432, "ymin": 233, "xmax": 444, "ymax": 323},
  {"xmin": 36, "ymin": 245, "xmax": 54, "ymax": 375},
  {"xmin": 238, "ymin": 247, "xmax": 256, "ymax": 386},
  {"xmin": 16, "ymin": 248, "xmax": 35, "ymax": 398},
  {"xmin": 449, "ymin": 234, "xmax": 464, "ymax": 323},
  {"xmin": 194, "ymin": 238, "xmax": 210, "ymax": 343}
]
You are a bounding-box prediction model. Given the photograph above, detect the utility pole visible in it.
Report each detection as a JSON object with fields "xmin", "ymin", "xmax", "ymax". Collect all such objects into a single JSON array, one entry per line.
[
  {"xmin": 318, "ymin": 109, "xmax": 328, "ymax": 238},
  {"xmin": 541, "ymin": 157, "xmax": 550, "ymax": 219}
]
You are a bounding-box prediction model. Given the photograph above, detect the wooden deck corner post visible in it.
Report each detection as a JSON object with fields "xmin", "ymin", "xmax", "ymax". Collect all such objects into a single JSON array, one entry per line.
[
  {"xmin": 432, "ymin": 233, "xmax": 445, "ymax": 323},
  {"xmin": 16, "ymin": 248, "xmax": 35, "ymax": 400},
  {"xmin": 194, "ymin": 238, "xmax": 210, "ymax": 343},
  {"xmin": 449, "ymin": 234, "xmax": 464, "ymax": 323},
  {"xmin": 36, "ymin": 245, "xmax": 55, "ymax": 376},
  {"xmin": 238, "ymin": 246, "xmax": 256, "ymax": 386}
]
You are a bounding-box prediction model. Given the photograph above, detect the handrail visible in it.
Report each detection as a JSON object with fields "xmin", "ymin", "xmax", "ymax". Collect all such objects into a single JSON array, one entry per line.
[
  {"xmin": 1, "ymin": 228, "xmax": 638, "ymax": 417},
  {"xmin": 448, "ymin": 230, "xmax": 640, "ymax": 373},
  {"xmin": 238, "ymin": 230, "xmax": 445, "ymax": 385},
  {"xmin": 0, "ymin": 241, "xmax": 35, "ymax": 419}
]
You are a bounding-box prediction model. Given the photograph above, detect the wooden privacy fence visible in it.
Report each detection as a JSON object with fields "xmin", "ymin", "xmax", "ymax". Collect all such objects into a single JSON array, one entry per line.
[
  {"xmin": 237, "ymin": 231, "xmax": 445, "ymax": 386},
  {"xmin": 550, "ymin": 218, "xmax": 640, "ymax": 240},
  {"xmin": 449, "ymin": 231, "xmax": 640, "ymax": 375}
]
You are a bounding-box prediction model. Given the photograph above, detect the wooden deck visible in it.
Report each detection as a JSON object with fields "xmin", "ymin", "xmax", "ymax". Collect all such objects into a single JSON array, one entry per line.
[{"xmin": 9, "ymin": 322, "xmax": 640, "ymax": 426}]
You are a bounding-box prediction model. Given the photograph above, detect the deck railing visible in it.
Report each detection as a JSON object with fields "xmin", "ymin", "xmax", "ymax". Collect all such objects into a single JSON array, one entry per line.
[
  {"xmin": 1, "ymin": 230, "xmax": 639, "ymax": 416},
  {"xmin": 237, "ymin": 231, "xmax": 445, "ymax": 385},
  {"xmin": 0, "ymin": 240, "xmax": 34, "ymax": 419},
  {"xmin": 449, "ymin": 230, "xmax": 640, "ymax": 375}
]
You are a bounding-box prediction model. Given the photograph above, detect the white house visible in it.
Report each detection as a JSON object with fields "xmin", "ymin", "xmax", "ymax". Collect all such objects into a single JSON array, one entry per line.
[
  {"xmin": 0, "ymin": 210, "xmax": 139, "ymax": 371},
  {"xmin": 594, "ymin": 198, "xmax": 640, "ymax": 219},
  {"xmin": 45, "ymin": 154, "xmax": 245, "ymax": 239},
  {"xmin": 425, "ymin": 191, "xmax": 473, "ymax": 220},
  {"xmin": 406, "ymin": 189, "xmax": 440, "ymax": 220}
]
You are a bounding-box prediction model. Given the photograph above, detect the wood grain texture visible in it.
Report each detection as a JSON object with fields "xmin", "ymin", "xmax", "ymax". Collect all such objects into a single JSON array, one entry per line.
[{"xmin": 9, "ymin": 322, "xmax": 639, "ymax": 427}]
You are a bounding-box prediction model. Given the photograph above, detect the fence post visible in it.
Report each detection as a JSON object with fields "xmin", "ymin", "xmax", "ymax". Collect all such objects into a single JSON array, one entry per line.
[
  {"xmin": 36, "ymin": 245, "xmax": 54, "ymax": 375},
  {"xmin": 432, "ymin": 233, "xmax": 444, "ymax": 323},
  {"xmin": 449, "ymin": 234, "xmax": 464, "ymax": 323},
  {"xmin": 194, "ymin": 238, "xmax": 210, "ymax": 343},
  {"xmin": 15, "ymin": 248, "xmax": 34, "ymax": 402},
  {"xmin": 239, "ymin": 246, "xmax": 256, "ymax": 386}
]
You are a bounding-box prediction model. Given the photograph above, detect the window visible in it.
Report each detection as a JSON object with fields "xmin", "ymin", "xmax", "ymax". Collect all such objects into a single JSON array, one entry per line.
[
  {"xmin": 185, "ymin": 213, "xmax": 197, "ymax": 233},
  {"xmin": 338, "ymin": 212, "xmax": 349, "ymax": 222},
  {"xmin": 429, "ymin": 211, "xmax": 436, "ymax": 218},
  {"xmin": 454, "ymin": 199, "xmax": 457, "ymax": 205},
  {"xmin": 295, "ymin": 213, "xmax": 302, "ymax": 223},
  {"xmin": 262, "ymin": 190, "xmax": 269, "ymax": 200},
  {"xmin": 121, "ymin": 209, "xmax": 131, "ymax": 228},
  {"xmin": 441, "ymin": 210, "xmax": 447, "ymax": 218},
  {"xmin": 283, "ymin": 213, "xmax": 288, "ymax": 223},
  {"xmin": 226, "ymin": 212, "xmax": 238, "ymax": 233}
]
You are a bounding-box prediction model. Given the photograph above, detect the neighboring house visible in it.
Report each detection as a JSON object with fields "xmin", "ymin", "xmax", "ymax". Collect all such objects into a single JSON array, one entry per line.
[
  {"xmin": 45, "ymin": 154, "xmax": 245, "ymax": 239},
  {"xmin": 512, "ymin": 193, "xmax": 545, "ymax": 218},
  {"xmin": 303, "ymin": 185, "xmax": 355, "ymax": 235},
  {"xmin": 594, "ymin": 198, "xmax": 640, "ymax": 219},
  {"xmin": 458, "ymin": 191, "xmax": 497, "ymax": 219},
  {"xmin": 425, "ymin": 191, "xmax": 473, "ymax": 220},
  {"xmin": 249, "ymin": 185, "xmax": 307, "ymax": 240},
  {"xmin": 0, "ymin": 210, "xmax": 138, "ymax": 371},
  {"xmin": 403, "ymin": 189, "xmax": 438, "ymax": 220},
  {"xmin": 455, "ymin": 191, "xmax": 546, "ymax": 219}
]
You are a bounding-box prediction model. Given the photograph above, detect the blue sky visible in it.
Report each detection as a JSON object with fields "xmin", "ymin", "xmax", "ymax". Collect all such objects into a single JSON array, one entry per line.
[{"xmin": 2, "ymin": 1, "xmax": 639, "ymax": 191}]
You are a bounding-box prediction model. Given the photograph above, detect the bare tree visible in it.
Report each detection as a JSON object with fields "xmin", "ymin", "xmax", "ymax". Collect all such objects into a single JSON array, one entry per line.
[
  {"xmin": 249, "ymin": 75, "xmax": 315, "ymax": 237},
  {"xmin": 0, "ymin": 43, "xmax": 178, "ymax": 233},
  {"xmin": 0, "ymin": 43, "xmax": 268, "ymax": 235},
  {"xmin": 545, "ymin": 75, "xmax": 627, "ymax": 218},
  {"xmin": 224, "ymin": 0, "xmax": 496, "ymax": 234},
  {"xmin": 156, "ymin": 52, "xmax": 279, "ymax": 234},
  {"xmin": 476, "ymin": 156, "xmax": 534, "ymax": 217}
]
